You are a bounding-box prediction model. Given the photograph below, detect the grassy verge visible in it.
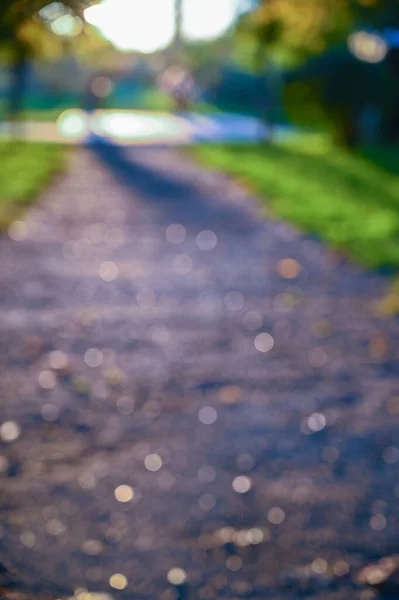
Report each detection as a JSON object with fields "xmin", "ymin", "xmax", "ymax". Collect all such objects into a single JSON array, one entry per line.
[
  {"xmin": 21, "ymin": 109, "xmax": 69, "ymax": 122},
  {"xmin": 11, "ymin": 92, "xmax": 221, "ymax": 121},
  {"xmin": 0, "ymin": 141, "xmax": 66, "ymax": 230},
  {"xmin": 190, "ymin": 136, "xmax": 399, "ymax": 270}
]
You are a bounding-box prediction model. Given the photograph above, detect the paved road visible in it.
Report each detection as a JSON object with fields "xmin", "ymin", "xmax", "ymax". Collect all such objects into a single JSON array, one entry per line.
[{"xmin": 0, "ymin": 145, "xmax": 398, "ymax": 600}]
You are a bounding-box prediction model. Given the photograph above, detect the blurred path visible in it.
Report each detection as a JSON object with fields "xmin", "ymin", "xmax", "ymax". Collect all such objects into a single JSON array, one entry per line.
[{"xmin": 0, "ymin": 146, "xmax": 398, "ymax": 600}]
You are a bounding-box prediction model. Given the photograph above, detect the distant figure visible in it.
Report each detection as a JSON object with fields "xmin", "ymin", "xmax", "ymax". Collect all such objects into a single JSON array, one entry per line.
[
  {"xmin": 157, "ymin": 66, "xmax": 197, "ymax": 112},
  {"xmin": 83, "ymin": 75, "xmax": 114, "ymax": 114}
]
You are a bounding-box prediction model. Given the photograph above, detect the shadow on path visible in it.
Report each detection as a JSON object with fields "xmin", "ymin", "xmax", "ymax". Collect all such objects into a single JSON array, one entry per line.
[{"xmin": 90, "ymin": 139, "xmax": 259, "ymax": 236}]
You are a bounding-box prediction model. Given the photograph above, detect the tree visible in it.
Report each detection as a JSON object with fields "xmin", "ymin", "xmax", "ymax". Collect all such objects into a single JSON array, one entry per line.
[
  {"xmin": 284, "ymin": 45, "xmax": 399, "ymax": 145},
  {"xmin": 238, "ymin": 0, "xmax": 352, "ymax": 69},
  {"xmin": 237, "ymin": 0, "xmax": 399, "ymax": 145},
  {"xmin": 238, "ymin": 0, "xmax": 399, "ymax": 71},
  {"xmin": 0, "ymin": 0, "xmax": 89, "ymax": 135}
]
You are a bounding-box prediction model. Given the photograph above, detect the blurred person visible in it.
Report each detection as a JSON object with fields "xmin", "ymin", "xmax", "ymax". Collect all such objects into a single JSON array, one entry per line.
[
  {"xmin": 172, "ymin": 71, "xmax": 196, "ymax": 111},
  {"xmin": 158, "ymin": 65, "xmax": 198, "ymax": 112},
  {"xmin": 83, "ymin": 74, "xmax": 114, "ymax": 114}
]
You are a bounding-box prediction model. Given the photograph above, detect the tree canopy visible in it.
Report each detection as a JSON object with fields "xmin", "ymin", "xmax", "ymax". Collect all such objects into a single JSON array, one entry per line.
[
  {"xmin": 0, "ymin": 1, "xmax": 89, "ymax": 52},
  {"xmin": 237, "ymin": 0, "xmax": 399, "ymax": 66}
]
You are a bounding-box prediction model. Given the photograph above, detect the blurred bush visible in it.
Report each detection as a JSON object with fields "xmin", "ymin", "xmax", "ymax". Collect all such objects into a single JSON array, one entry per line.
[{"xmin": 284, "ymin": 46, "xmax": 399, "ymax": 146}]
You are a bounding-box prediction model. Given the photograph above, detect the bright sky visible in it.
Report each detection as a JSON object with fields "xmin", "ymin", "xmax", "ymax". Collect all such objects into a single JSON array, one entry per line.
[{"xmin": 84, "ymin": 0, "xmax": 239, "ymax": 53}]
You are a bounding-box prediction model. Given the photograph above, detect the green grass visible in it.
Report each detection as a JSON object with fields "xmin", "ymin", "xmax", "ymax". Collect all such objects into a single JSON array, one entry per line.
[
  {"xmin": 107, "ymin": 89, "xmax": 220, "ymax": 114},
  {"xmin": 191, "ymin": 135, "xmax": 399, "ymax": 269},
  {"xmin": 4, "ymin": 89, "xmax": 222, "ymax": 121},
  {"xmin": 0, "ymin": 141, "xmax": 66, "ymax": 230},
  {"xmin": 21, "ymin": 109, "xmax": 69, "ymax": 122},
  {"xmin": 0, "ymin": 88, "xmax": 223, "ymax": 122}
]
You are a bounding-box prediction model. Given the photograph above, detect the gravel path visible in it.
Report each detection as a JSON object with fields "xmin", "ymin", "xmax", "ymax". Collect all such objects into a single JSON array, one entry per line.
[{"xmin": 0, "ymin": 144, "xmax": 398, "ymax": 600}]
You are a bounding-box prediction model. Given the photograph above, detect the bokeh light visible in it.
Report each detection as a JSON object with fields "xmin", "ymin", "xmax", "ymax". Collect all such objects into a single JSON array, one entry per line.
[
  {"xmin": 232, "ymin": 476, "xmax": 252, "ymax": 493},
  {"xmin": 114, "ymin": 485, "xmax": 135, "ymax": 502},
  {"xmin": 167, "ymin": 567, "xmax": 187, "ymax": 585},
  {"xmin": 109, "ymin": 574, "xmax": 128, "ymax": 590},
  {"xmin": 57, "ymin": 110, "xmax": 89, "ymax": 140},
  {"xmin": 348, "ymin": 31, "xmax": 388, "ymax": 63},
  {"xmin": 0, "ymin": 422, "xmax": 20, "ymax": 442}
]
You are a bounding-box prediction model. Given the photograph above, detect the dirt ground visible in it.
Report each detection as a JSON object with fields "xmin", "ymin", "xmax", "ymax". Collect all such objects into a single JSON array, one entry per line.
[{"xmin": 0, "ymin": 144, "xmax": 398, "ymax": 600}]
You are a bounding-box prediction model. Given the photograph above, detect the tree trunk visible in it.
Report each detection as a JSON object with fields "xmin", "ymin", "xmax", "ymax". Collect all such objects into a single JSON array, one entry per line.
[
  {"xmin": 173, "ymin": 0, "xmax": 183, "ymax": 60},
  {"xmin": 330, "ymin": 107, "xmax": 359, "ymax": 148},
  {"xmin": 254, "ymin": 39, "xmax": 273, "ymax": 142},
  {"xmin": 8, "ymin": 41, "xmax": 29, "ymax": 140}
]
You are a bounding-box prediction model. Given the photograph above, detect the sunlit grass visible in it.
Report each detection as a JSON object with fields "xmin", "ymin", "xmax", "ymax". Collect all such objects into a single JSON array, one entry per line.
[
  {"xmin": 21, "ymin": 109, "xmax": 69, "ymax": 122},
  {"xmin": 191, "ymin": 137, "xmax": 399, "ymax": 269},
  {"xmin": 0, "ymin": 141, "xmax": 66, "ymax": 229}
]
